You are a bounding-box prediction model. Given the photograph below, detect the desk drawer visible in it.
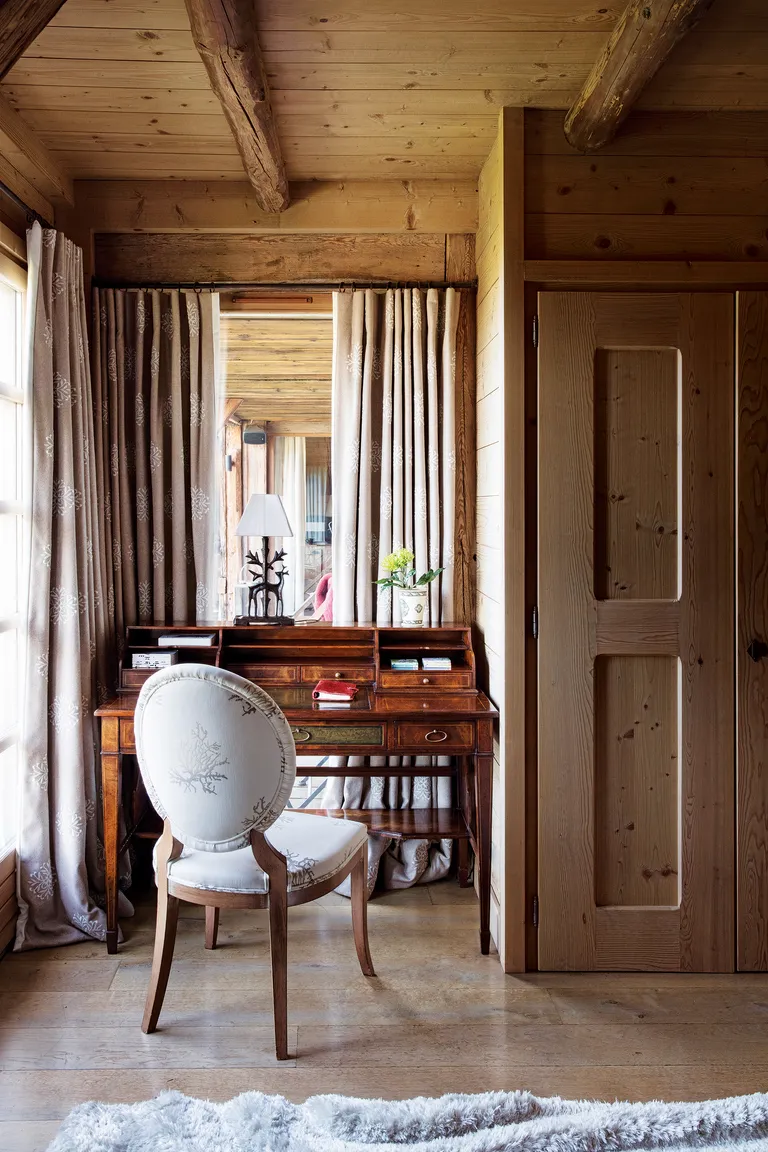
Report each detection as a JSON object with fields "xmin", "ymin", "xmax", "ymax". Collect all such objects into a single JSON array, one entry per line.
[
  {"xmin": 230, "ymin": 663, "xmax": 298, "ymax": 684},
  {"xmin": 395, "ymin": 721, "xmax": 474, "ymax": 751},
  {"xmin": 300, "ymin": 665, "xmax": 374, "ymax": 685},
  {"xmin": 291, "ymin": 724, "xmax": 383, "ymax": 747},
  {"xmin": 379, "ymin": 670, "xmax": 472, "ymax": 690}
]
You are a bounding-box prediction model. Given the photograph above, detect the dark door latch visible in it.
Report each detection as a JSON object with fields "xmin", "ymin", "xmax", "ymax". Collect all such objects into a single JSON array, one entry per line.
[{"xmin": 747, "ymin": 639, "xmax": 768, "ymax": 663}]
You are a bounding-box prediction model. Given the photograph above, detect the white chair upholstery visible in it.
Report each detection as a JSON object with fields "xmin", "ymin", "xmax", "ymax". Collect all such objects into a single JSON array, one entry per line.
[
  {"xmin": 135, "ymin": 663, "xmax": 296, "ymax": 852},
  {"xmin": 134, "ymin": 663, "xmax": 375, "ymax": 1060},
  {"xmin": 155, "ymin": 811, "xmax": 368, "ymax": 895}
]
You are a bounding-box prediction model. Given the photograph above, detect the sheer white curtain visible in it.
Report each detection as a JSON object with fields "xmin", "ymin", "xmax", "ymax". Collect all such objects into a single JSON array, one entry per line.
[
  {"xmin": 326, "ymin": 287, "xmax": 459, "ymax": 891},
  {"xmin": 272, "ymin": 435, "xmax": 306, "ymax": 615}
]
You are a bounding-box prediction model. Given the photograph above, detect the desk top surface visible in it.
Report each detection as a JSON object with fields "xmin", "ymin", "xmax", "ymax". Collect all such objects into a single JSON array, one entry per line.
[{"xmin": 97, "ymin": 686, "xmax": 498, "ymax": 720}]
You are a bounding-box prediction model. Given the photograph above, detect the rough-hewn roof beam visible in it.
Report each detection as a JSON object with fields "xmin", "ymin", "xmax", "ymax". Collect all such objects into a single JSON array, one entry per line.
[
  {"xmin": 564, "ymin": 0, "xmax": 717, "ymax": 152},
  {"xmin": 184, "ymin": 0, "xmax": 289, "ymax": 213}
]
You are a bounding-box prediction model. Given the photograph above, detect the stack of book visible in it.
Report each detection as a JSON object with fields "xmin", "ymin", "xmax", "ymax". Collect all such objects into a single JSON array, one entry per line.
[
  {"xmin": 158, "ymin": 634, "xmax": 217, "ymax": 648},
  {"xmin": 390, "ymin": 658, "xmax": 419, "ymax": 671},
  {"xmin": 422, "ymin": 656, "xmax": 452, "ymax": 671}
]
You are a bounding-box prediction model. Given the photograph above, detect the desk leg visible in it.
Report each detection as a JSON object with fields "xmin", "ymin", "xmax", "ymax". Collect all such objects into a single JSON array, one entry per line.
[
  {"xmin": 474, "ymin": 752, "xmax": 493, "ymax": 956},
  {"xmin": 101, "ymin": 718, "xmax": 121, "ymax": 955}
]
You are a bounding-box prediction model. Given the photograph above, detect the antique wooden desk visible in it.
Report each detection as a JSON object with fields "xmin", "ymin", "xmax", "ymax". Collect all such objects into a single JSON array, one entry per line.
[{"xmin": 96, "ymin": 623, "xmax": 497, "ymax": 956}]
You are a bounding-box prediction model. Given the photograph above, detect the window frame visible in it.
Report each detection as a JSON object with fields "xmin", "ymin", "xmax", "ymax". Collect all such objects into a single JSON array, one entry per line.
[{"xmin": 0, "ymin": 244, "xmax": 27, "ymax": 857}]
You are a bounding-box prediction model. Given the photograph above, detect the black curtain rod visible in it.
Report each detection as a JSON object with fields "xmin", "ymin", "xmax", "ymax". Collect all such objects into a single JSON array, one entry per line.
[
  {"xmin": 91, "ymin": 279, "xmax": 478, "ymax": 292},
  {"xmin": 0, "ymin": 180, "xmax": 53, "ymax": 229}
]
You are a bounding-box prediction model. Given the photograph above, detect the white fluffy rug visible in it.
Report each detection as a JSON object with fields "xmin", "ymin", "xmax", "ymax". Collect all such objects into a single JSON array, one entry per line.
[{"xmin": 46, "ymin": 1089, "xmax": 768, "ymax": 1152}]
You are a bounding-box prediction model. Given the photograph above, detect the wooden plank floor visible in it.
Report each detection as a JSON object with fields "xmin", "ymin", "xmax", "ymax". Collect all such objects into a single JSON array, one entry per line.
[{"xmin": 2, "ymin": 883, "xmax": 768, "ymax": 1151}]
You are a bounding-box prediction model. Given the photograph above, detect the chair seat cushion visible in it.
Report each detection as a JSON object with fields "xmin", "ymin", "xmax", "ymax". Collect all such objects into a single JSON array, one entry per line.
[{"xmin": 155, "ymin": 812, "xmax": 368, "ymax": 895}]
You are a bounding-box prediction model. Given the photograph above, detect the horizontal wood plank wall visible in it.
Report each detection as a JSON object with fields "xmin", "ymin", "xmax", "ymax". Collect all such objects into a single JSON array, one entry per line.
[
  {"xmin": 524, "ymin": 110, "xmax": 768, "ymax": 261},
  {"xmin": 77, "ymin": 180, "xmax": 478, "ymax": 234},
  {"xmin": 0, "ymin": 852, "xmax": 18, "ymax": 956},
  {"xmin": 475, "ymin": 108, "xmax": 526, "ymax": 972},
  {"xmin": 93, "ymin": 232, "xmax": 476, "ymax": 284}
]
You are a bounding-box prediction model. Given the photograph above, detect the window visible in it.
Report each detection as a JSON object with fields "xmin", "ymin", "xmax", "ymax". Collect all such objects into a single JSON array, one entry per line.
[{"xmin": 0, "ymin": 250, "xmax": 26, "ymax": 856}]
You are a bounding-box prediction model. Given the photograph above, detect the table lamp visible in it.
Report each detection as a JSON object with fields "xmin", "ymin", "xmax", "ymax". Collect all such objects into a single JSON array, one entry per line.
[{"xmin": 234, "ymin": 494, "xmax": 294, "ymax": 625}]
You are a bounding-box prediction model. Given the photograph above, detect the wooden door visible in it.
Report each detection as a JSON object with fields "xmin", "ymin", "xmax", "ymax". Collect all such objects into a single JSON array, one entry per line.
[
  {"xmin": 538, "ymin": 292, "xmax": 734, "ymax": 972},
  {"xmin": 737, "ymin": 292, "xmax": 768, "ymax": 970}
]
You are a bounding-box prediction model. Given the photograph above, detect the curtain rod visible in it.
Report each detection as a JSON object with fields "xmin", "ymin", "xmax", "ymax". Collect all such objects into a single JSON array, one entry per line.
[
  {"xmin": 0, "ymin": 180, "xmax": 53, "ymax": 229},
  {"xmin": 91, "ymin": 279, "xmax": 478, "ymax": 292}
]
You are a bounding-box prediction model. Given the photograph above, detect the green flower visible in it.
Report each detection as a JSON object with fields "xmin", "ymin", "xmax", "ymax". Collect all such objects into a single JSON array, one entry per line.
[{"xmin": 381, "ymin": 547, "xmax": 414, "ymax": 573}]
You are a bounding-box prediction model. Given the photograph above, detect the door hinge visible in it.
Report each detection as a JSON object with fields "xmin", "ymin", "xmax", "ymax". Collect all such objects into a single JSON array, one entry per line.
[
  {"xmin": 532, "ymin": 314, "xmax": 539, "ymax": 348},
  {"xmin": 532, "ymin": 895, "xmax": 539, "ymax": 928},
  {"xmin": 532, "ymin": 605, "xmax": 539, "ymax": 640}
]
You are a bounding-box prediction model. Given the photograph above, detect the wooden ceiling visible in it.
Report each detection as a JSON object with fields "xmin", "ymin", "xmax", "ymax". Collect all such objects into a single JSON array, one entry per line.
[
  {"xmin": 0, "ymin": 0, "xmax": 765, "ymax": 184},
  {"xmin": 221, "ymin": 313, "xmax": 333, "ymax": 429}
]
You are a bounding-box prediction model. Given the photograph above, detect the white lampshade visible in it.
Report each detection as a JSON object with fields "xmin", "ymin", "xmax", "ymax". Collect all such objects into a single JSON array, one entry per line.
[{"xmin": 235, "ymin": 494, "xmax": 293, "ymax": 538}]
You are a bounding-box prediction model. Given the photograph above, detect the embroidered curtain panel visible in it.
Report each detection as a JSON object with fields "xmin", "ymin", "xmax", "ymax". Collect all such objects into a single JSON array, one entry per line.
[
  {"xmin": 326, "ymin": 287, "xmax": 459, "ymax": 890},
  {"xmin": 272, "ymin": 435, "xmax": 306, "ymax": 616},
  {"xmin": 91, "ymin": 288, "xmax": 220, "ymax": 638},
  {"xmin": 16, "ymin": 224, "xmax": 117, "ymax": 949}
]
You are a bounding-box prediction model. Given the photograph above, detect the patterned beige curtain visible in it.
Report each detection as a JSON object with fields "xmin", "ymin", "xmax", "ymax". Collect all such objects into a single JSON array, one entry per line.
[
  {"xmin": 92, "ymin": 288, "xmax": 220, "ymax": 640},
  {"xmin": 326, "ymin": 287, "xmax": 459, "ymax": 890},
  {"xmin": 16, "ymin": 224, "xmax": 118, "ymax": 949}
]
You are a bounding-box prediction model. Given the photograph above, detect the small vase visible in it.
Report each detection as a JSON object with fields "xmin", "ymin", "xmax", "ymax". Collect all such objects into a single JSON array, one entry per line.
[{"xmin": 398, "ymin": 586, "xmax": 429, "ymax": 626}]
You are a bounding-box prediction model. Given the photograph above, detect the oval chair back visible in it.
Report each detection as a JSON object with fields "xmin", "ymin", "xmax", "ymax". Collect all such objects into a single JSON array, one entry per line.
[{"xmin": 134, "ymin": 663, "xmax": 296, "ymax": 851}]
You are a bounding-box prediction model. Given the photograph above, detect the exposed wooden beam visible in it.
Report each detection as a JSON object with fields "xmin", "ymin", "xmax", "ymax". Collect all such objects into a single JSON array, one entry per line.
[
  {"xmin": 183, "ymin": 0, "xmax": 288, "ymax": 213},
  {"xmin": 0, "ymin": 0, "xmax": 67, "ymax": 81},
  {"xmin": 0, "ymin": 91, "xmax": 74, "ymax": 206},
  {"xmin": 220, "ymin": 397, "xmax": 243, "ymax": 427},
  {"xmin": 564, "ymin": 0, "xmax": 717, "ymax": 152},
  {"xmin": 74, "ymin": 180, "xmax": 478, "ymax": 235}
]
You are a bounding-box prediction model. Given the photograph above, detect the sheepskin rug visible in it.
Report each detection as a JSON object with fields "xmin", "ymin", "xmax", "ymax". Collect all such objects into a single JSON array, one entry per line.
[{"xmin": 46, "ymin": 1088, "xmax": 768, "ymax": 1152}]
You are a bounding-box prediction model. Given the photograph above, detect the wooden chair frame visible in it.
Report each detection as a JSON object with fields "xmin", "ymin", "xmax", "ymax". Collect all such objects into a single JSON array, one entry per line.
[{"xmin": 142, "ymin": 820, "xmax": 375, "ymax": 1060}]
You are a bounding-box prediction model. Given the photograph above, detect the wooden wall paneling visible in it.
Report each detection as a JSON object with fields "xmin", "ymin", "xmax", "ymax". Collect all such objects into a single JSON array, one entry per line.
[
  {"xmin": 474, "ymin": 124, "xmax": 503, "ymax": 959},
  {"xmin": 0, "ymin": 851, "xmax": 17, "ymax": 956},
  {"xmin": 526, "ymin": 215, "xmax": 768, "ymax": 261},
  {"xmin": 445, "ymin": 233, "xmax": 476, "ymax": 281},
  {"xmin": 737, "ymin": 291, "xmax": 768, "ymax": 971},
  {"xmin": 75, "ymin": 180, "xmax": 479, "ymax": 235},
  {"xmin": 93, "ymin": 233, "xmax": 449, "ymax": 284},
  {"xmin": 524, "ymin": 109, "xmax": 768, "ymax": 262},
  {"xmin": 473, "ymin": 107, "xmax": 526, "ymax": 971}
]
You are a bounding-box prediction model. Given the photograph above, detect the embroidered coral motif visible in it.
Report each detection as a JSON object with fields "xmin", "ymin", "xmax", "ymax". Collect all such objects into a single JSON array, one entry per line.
[{"xmin": 170, "ymin": 723, "xmax": 229, "ymax": 794}]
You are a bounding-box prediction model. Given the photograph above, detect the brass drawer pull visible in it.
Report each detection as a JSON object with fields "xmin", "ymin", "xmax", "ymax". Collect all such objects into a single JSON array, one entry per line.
[
  {"xmin": 422, "ymin": 677, "xmax": 431, "ymax": 684},
  {"xmin": 424, "ymin": 729, "xmax": 448, "ymax": 743},
  {"xmin": 292, "ymin": 728, "xmax": 312, "ymax": 743}
]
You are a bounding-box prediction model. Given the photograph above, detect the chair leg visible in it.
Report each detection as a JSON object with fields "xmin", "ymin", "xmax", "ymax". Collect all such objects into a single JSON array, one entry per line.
[
  {"xmin": 268, "ymin": 884, "xmax": 289, "ymax": 1060},
  {"xmin": 205, "ymin": 905, "xmax": 220, "ymax": 950},
  {"xmin": 141, "ymin": 888, "xmax": 180, "ymax": 1034},
  {"xmin": 351, "ymin": 844, "xmax": 375, "ymax": 977}
]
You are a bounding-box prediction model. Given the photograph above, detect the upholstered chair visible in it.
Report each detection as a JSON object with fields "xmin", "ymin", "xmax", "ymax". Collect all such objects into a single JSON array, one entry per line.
[{"xmin": 134, "ymin": 663, "xmax": 375, "ymax": 1060}]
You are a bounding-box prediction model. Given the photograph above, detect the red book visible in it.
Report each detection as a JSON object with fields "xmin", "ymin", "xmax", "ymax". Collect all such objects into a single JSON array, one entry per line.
[{"xmin": 312, "ymin": 679, "xmax": 358, "ymax": 702}]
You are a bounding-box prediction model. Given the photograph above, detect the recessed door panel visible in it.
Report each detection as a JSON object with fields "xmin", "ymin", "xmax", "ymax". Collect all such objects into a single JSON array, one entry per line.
[{"xmin": 538, "ymin": 292, "xmax": 734, "ymax": 972}]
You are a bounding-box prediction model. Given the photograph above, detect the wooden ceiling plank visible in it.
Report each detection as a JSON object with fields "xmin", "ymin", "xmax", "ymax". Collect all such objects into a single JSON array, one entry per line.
[
  {"xmin": 184, "ymin": 0, "xmax": 289, "ymax": 212},
  {"xmin": 0, "ymin": 91, "xmax": 74, "ymax": 206},
  {"xmin": 0, "ymin": 0, "xmax": 68, "ymax": 81},
  {"xmin": 564, "ymin": 0, "xmax": 718, "ymax": 152}
]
